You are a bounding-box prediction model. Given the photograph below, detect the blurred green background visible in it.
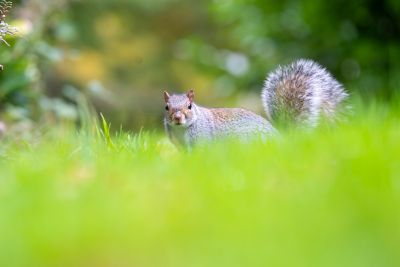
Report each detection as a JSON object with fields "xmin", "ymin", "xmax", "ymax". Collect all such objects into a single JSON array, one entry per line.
[
  {"xmin": 1, "ymin": 0, "xmax": 399, "ymax": 130},
  {"xmin": 1, "ymin": 2, "xmax": 400, "ymax": 266}
]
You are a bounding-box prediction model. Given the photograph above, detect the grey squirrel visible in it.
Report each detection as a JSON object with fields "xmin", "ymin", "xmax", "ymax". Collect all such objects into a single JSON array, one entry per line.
[{"xmin": 163, "ymin": 59, "xmax": 348, "ymax": 148}]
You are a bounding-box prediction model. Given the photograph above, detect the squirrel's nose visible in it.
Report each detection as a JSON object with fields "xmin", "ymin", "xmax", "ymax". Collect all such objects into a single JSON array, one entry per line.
[{"xmin": 173, "ymin": 112, "xmax": 183, "ymax": 120}]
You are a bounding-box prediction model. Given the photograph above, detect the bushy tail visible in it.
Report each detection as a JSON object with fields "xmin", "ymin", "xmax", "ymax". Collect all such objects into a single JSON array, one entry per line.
[{"xmin": 261, "ymin": 59, "xmax": 348, "ymax": 128}]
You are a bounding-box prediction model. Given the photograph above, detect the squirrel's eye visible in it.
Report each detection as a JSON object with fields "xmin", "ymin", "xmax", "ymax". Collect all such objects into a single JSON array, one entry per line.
[
  {"xmin": 188, "ymin": 104, "xmax": 192, "ymax": 109},
  {"xmin": 165, "ymin": 105, "xmax": 169, "ymax": 111}
]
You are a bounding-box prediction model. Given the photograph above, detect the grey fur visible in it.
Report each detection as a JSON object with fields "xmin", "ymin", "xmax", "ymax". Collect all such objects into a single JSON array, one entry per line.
[
  {"xmin": 261, "ymin": 59, "xmax": 348, "ymax": 127},
  {"xmin": 164, "ymin": 103, "xmax": 275, "ymax": 148},
  {"xmin": 164, "ymin": 59, "xmax": 348, "ymax": 148}
]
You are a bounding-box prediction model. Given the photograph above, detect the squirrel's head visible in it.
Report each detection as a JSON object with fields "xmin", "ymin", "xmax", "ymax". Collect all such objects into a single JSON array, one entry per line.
[{"xmin": 163, "ymin": 89, "xmax": 197, "ymax": 127}]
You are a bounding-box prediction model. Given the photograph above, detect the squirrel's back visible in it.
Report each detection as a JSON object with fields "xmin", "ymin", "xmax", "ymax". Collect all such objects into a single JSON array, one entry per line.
[
  {"xmin": 208, "ymin": 107, "xmax": 275, "ymax": 139},
  {"xmin": 262, "ymin": 59, "xmax": 348, "ymax": 128}
]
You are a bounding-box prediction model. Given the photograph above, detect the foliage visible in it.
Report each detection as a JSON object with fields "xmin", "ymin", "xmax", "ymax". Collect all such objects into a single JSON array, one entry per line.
[
  {"xmin": 0, "ymin": 0, "xmax": 78, "ymax": 127},
  {"xmin": 207, "ymin": 0, "xmax": 400, "ymax": 100},
  {"xmin": 1, "ymin": 0, "xmax": 400, "ymax": 129},
  {"xmin": 4, "ymin": 0, "xmax": 400, "ymax": 129},
  {"xmin": 0, "ymin": 101, "xmax": 399, "ymax": 266}
]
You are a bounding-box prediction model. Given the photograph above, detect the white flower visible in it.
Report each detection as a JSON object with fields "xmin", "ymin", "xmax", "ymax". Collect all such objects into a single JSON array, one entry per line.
[
  {"xmin": 0, "ymin": 0, "xmax": 17, "ymax": 46},
  {"xmin": 0, "ymin": 20, "xmax": 17, "ymax": 46}
]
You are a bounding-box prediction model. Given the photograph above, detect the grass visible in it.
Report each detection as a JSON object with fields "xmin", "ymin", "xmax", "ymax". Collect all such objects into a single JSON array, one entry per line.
[{"xmin": 0, "ymin": 102, "xmax": 399, "ymax": 267}]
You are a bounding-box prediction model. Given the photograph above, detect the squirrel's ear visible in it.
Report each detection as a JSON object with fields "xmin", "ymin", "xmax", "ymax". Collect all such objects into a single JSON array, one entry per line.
[
  {"xmin": 187, "ymin": 89, "xmax": 195, "ymax": 103},
  {"xmin": 163, "ymin": 91, "xmax": 170, "ymax": 102}
]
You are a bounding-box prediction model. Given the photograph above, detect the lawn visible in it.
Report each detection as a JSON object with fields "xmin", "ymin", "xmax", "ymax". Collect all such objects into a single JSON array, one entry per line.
[{"xmin": 0, "ymin": 102, "xmax": 399, "ymax": 267}]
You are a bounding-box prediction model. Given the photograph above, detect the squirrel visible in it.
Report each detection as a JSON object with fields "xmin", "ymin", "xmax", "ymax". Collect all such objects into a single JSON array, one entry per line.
[{"xmin": 163, "ymin": 59, "xmax": 348, "ymax": 148}]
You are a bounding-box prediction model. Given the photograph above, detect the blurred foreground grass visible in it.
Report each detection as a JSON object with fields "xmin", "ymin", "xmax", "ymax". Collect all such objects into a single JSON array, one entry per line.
[{"xmin": 0, "ymin": 102, "xmax": 399, "ymax": 267}]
